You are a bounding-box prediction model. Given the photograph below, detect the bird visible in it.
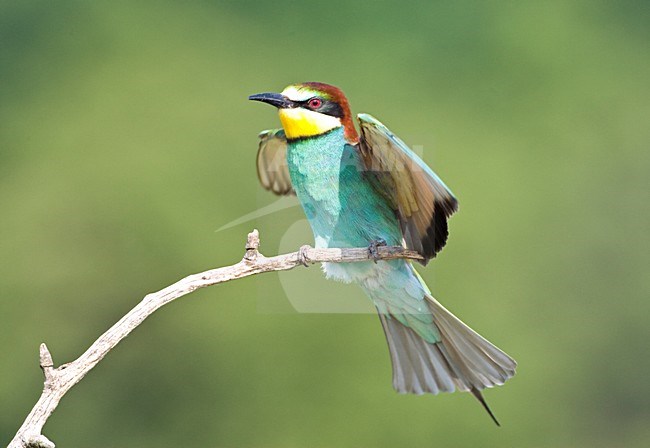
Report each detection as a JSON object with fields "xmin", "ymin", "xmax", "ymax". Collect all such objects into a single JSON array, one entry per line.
[{"xmin": 249, "ymin": 82, "xmax": 516, "ymax": 425}]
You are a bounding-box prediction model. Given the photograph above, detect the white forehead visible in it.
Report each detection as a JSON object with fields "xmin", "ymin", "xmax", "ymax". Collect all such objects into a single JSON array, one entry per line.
[{"xmin": 281, "ymin": 85, "xmax": 316, "ymax": 102}]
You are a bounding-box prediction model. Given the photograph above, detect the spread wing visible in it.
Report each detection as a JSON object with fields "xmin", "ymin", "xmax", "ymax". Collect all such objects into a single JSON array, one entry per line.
[
  {"xmin": 256, "ymin": 129, "xmax": 294, "ymax": 196},
  {"xmin": 357, "ymin": 113, "xmax": 458, "ymax": 264}
]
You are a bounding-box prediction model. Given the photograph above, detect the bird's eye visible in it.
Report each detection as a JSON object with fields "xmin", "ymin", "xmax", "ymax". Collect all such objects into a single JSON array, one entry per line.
[{"xmin": 307, "ymin": 98, "xmax": 322, "ymax": 109}]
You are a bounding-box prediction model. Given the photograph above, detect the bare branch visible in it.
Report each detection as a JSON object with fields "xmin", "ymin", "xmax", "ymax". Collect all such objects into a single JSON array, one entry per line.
[{"xmin": 8, "ymin": 230, "xmax": 423, "ymax": 448}]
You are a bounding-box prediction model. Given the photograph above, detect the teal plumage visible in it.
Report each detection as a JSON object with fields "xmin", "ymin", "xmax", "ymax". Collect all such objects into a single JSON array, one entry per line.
[
  {"xmin": 287, "ymin": 128, "xmax": 441, "ymax": 345},
  {"xmin": 287, "ymin": 128, "xmax": 401, "ymax": 248},
  {"xmin": 250, "ymin": 83, "xmax": 516, "ymax": 424}
]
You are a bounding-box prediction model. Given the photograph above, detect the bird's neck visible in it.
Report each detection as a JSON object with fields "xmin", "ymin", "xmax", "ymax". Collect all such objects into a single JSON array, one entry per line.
[{"xmin": 286, "ymin": 128, "xmax": 360, "ymax": 179}]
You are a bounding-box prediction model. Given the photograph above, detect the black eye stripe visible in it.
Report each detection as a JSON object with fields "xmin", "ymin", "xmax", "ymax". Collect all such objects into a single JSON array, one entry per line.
[
  {"xmin": 299, "ymin": 98, "xmax": 343, "ymax": 118},
  {"xmin": 296, "ymin": 98, "xmax": 318, "ymax": 108}
]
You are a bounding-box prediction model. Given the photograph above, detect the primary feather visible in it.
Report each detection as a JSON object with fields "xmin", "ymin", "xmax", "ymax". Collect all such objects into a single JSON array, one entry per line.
[
  {"xmin": 256, "ymin": 129, "xmax": 294, "ymax": 196},
  {"xmin": 357, "ymin": 114, "xmax": 459, "ymax": 263}
]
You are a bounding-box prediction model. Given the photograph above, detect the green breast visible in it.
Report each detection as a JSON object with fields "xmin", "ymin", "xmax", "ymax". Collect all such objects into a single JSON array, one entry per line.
[{"xmin": 286, "ymin": 128, "xmax": 401, "ymax": 249}]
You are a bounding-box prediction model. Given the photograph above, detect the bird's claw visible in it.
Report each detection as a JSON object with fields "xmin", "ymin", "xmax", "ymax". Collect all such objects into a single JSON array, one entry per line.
[
  {"xmin": 297, "ymin": 245, "xmax": 312, "ymax": 267},
  {"xmin": 368, "ymin": 238, "xmax": 387, "ymax": 263}
]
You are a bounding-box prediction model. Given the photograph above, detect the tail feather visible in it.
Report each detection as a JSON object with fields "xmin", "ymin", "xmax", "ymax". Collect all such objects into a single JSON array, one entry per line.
[
  {"xmin": 378, "ymin": 294, "xmax": 516, "ymax": 424},
  {"xmin": 425, "ymin": 294, "xmax": 516, "ymax": 388},
  {"xmin": 471, "ymin": 388, "xmax": 501, "ymax": 426},
  {"xmin": 380, "ymin": 313, "xmax": 462, "ymax": 394}
]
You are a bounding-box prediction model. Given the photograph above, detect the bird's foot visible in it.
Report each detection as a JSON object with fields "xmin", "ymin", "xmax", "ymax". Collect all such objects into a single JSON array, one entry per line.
[
  {"xmin": 297, "ymin": 245, "xmax": 312, "ymax": 267},
  {"xmin": 368, "ymin": 238, "xmax": 387, "ymax": 263}
]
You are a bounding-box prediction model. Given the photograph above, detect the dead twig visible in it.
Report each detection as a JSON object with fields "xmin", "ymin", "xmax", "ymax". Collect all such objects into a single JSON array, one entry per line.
[{"xmin": 8, "ymin": 230, "xmax": 423, "ymax": 448}]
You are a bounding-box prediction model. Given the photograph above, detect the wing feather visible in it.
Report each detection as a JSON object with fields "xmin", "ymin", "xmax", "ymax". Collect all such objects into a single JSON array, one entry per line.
[
  {"xmin": 357, "ymin": 113, "xmax": 458, "ymax": 264},
  {"xmin": 255, "ymin": 129, "xmax": 294, "ymax": 196}
]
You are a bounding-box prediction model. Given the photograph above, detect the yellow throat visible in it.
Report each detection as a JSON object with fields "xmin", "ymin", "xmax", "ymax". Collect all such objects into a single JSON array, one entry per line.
[{"xmin": 279, "ymin": 108, "xmax": 341, "ymax": 139}]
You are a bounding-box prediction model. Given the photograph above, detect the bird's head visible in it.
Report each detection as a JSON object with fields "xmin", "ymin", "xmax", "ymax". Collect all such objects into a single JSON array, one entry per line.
[{"xmin": 249, "ymin": 82, "xmax": 358, "ymax": 143}]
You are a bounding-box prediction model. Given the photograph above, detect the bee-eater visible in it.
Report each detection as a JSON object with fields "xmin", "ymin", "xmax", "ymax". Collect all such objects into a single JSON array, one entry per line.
[{"xmin": 249, "ymin": 82, "xmax": 516, "ymax": 424}]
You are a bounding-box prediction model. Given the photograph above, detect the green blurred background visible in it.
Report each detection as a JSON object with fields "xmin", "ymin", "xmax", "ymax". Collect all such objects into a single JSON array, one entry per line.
[{"xmin": 2, "ymin": 1, "xmax": 649, "ymax": 446}]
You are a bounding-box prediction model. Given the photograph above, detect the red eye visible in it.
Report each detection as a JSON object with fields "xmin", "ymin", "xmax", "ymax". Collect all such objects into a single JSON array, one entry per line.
[{"xmin": 308, "ymin": 98, "xmax": 322, "ymax": 109}]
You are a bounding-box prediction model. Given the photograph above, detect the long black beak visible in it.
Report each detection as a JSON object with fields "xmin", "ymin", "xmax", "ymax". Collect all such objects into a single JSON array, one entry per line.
[{"xmin": 248, "ymin": 92, "xmax": 294, "ymax": 109}]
